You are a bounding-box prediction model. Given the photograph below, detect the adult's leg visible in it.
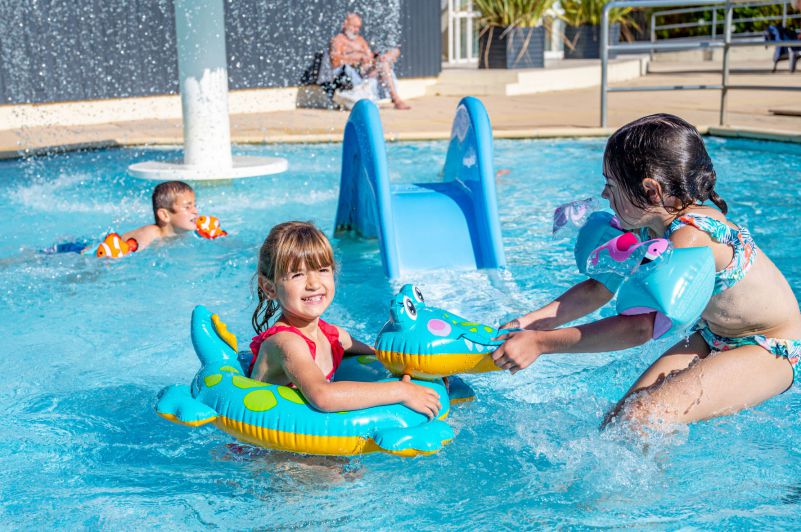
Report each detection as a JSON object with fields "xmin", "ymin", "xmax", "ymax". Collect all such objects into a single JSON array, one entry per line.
[
  {"xmin": 617, "ymin": 344, "xmax": 793, "ymax": 428},
  {"xmin": 603, "ymin": 333, "xmax": 710, "ymax": 426},
  {"xmin": 376, "ymin": 60, "xmax": 409, "ymax": 110}
]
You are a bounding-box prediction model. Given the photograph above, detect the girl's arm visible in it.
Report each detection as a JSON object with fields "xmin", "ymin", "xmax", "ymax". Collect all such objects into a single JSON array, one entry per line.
[
  {"xmin": 504, "ymin": 279, "xmax": 614, "ymax": 330},
  {"xmin": 492, "ymin": 312, "xmax": 655, "ymax": 374},
  {"xmin": 275, "ymin": 334, "xmax": 441, "ymax": 417},
  {"xmin": 335, "ymin": 326, "xmax": 375, "ymax": 356}
]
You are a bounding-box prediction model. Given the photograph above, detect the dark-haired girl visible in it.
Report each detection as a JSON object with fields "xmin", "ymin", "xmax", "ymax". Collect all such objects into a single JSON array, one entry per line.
[{"xmin": 493, "ymin": 114, "xmax": 801, "ymax": 428}]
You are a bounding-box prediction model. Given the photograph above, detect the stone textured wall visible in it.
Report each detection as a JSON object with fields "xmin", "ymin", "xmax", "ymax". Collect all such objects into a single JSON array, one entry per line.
[{"xmin": 0, "ymin": 0, "xmax": 441, "ymax": 104}]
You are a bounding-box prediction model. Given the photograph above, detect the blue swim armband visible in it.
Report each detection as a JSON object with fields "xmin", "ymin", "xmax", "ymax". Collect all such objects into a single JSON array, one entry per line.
[
  {"xmin": 574, "ymin": 211, "xmax": 627, "ymax": 293},
  {"xmin": 616, "ymin": 247, "xmax": 715, "ymax": 339}
]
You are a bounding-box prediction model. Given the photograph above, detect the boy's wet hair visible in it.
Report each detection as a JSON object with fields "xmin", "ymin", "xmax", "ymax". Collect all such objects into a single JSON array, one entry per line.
[
  {"xmin": 152, "ymin": 181, "xmax": 194, "ymax": 225},
  {"xmin": 603, "ymin": 113, "xmax": 728, "ymax": 214},
  {"xmin": 252, "ymin": 221, "xmax": 336, "ymax": 333}
]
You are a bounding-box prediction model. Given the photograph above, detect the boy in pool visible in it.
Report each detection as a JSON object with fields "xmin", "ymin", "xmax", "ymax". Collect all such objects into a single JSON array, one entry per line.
[
  {"xmin": 492, "ymin": 114, "xmax": 801, "ymax": 429},
  {"xmin": 49, "ymin": 180, "xmax": 222, "ymax": 257},
  {"xmin": 120, "ymin": 180, "xmax": 199, "ymax": 252}
]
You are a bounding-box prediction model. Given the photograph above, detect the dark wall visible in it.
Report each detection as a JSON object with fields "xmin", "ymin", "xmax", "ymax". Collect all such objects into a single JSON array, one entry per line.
[{"xmin": 0, "ymin": 0, "xmax": 441, "ymax": 105}]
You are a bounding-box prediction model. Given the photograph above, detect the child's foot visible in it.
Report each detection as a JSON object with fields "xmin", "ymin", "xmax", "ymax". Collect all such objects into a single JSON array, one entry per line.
[{"xmin": 393, "ymin": 99, "xmax": 411, "ymax": 110}]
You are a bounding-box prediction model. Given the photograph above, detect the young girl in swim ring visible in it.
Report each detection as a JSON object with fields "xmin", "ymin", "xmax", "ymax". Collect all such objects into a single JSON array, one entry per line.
[
  {"xmin": 249, "ymin": 221, "xmax": 441, "ymax": 418},
  {"xmin": 494, "ymin": 114, "xmax": 801, "ymax": 428}
]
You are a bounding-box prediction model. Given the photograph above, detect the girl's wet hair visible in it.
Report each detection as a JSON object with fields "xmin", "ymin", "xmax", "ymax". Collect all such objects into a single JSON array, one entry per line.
[
  {"xmin": 251, "ymin": 221, "xmax": 336, "ymax": 333},
  {"xmin": 603, "ymin": 113, "xmax": 728, "ymax": 214}
]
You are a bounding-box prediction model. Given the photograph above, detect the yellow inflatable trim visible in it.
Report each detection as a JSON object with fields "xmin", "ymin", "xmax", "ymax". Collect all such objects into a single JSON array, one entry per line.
[
  {"xmin": 377, "ymin": 350, "xmax": 501, "ymax": 379},
  {"xmin": 211, "ymin": 314, "xmax": 238, "ymax": 352},
  {"xmin": 158, "ymin": 412, "xmax": 217, "ymax": 427},
  {"xmin": 216, "ymin": 414, "xmax": 450, "ymax": 456}
]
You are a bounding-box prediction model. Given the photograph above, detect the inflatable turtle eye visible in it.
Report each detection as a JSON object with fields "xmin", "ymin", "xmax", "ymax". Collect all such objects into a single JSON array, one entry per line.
[
  {"xmin": 412, "ymin": 285, "xmax": 424, "ymax": 303},
  {"xmin": 403, "ymin": 296, "xmax": 418, "ymax": 320}
]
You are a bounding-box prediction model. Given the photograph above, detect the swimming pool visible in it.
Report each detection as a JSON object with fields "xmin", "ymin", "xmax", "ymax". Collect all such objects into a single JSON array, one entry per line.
[{"xmin": 1, "ymin": 137, "xmax": 801, "ymax": 528}]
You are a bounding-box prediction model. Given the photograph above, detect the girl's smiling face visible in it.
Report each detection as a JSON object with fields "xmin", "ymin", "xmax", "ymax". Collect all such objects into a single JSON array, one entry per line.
[{"xmin": 267, "ymin": 262, "xmax": 335, "ymax": 322}]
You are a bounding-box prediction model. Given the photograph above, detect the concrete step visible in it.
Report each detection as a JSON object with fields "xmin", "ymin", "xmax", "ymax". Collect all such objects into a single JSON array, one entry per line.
[{"xmin": 427, "ymin": 56, "xmax": 649, "ymax": 96}]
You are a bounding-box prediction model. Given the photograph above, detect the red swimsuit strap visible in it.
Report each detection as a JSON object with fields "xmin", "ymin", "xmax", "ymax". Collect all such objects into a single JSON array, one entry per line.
[
  {"xmin": 317, "ymin": 319, "xmax": 345, "ymax": 373},
  {"xmin": 249, "ymin": 319, "xmax": 344, "ymax": 380}
]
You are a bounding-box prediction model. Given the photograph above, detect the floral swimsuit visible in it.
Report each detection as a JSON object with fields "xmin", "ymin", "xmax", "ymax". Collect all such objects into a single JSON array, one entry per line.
[{"xmin": 665, "ymin": 213, "xmax": 801, "ymax": 382}]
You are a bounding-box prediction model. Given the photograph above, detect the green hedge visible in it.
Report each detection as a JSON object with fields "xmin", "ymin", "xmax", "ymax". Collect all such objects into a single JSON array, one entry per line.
[{"xmin": 653, "ymin": 4, "xmax": 797, "ymax": 39}]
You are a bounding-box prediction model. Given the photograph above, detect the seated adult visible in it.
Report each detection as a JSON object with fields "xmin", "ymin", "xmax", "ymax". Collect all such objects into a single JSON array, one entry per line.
[{"xmin": 329, "ymin": 13, "xmax": 410, "ymax": 110}]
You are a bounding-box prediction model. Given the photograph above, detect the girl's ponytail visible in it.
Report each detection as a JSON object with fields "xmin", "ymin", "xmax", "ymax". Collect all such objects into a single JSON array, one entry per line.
[
  {"xmin": 252, "ymin": 284, "xmax": 279, "ymax": 334},
  {"xmin": 708, "ymin": 189, "xmax": 728, "ymax": 215}
]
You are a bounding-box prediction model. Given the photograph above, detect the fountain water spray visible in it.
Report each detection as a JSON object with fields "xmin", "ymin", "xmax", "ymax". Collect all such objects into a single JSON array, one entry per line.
[{"xmin": 128, "ymin": 0, "xmax": 287, "ymax": 181}]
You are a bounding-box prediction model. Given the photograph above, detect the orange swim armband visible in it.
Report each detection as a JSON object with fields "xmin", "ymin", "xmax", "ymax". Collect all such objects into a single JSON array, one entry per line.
[
  {"xmin": 195, "ymin": 215, "xmax": 228, "ymax": 240},
  {"xmin": 95, "ymin": 232, "xmax": 138, "ymax": 258}
]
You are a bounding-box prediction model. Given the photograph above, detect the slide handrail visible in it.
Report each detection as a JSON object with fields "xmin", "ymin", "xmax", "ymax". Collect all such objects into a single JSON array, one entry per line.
[
  {"xmin": 443, "ymin": 96, "xmax": 506, "ymax": 269},
  {"xmin": 334, "ymin": 99, "xmax": 399, "ymax": 278}
]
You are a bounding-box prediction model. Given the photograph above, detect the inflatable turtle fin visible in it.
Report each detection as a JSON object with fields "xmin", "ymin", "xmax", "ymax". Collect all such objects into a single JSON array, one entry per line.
[
  {"xmin": 447, "ymin": 376, "xmax": 476, "ymax": 405},
  {"xmin": 374, "ymin": 420, "xmax": 454, "ymax": 457},
  {"xmin": 191, "ymin": 305, "xmax": 238, "ymax": 366},
  {"xmin": 211, "ymin": 313, "xmax": 238, "ymax": 352},
  {"xmin": 155, "ymin": 384, "xmax": 218, "ymax": 427}
]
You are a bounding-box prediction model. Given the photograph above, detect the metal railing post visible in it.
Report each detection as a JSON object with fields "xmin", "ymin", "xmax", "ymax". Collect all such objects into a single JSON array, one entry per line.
[
  {"xmin": 712, "ymin": 9, "xmax": 717, "ymax": 39},
  {"xmin": 448, "ymin": 0, "xmax": 455, "ymax": 64},
  {"xmin": 782, "ymin": 1, "xmax": 788, "ymax": 26},
  {"xmin": 467, "ymin": 0, "xmax": 475, "ymax": 62},
  {"xmin": 720, "ymin": 0, "xmax": 733, "ymax": 125},
  {"xmin": 601, "ymin": 6, "xmax": 610, "ymax": 127},
  {"xmin": 650, "ymin": 12, "xmax": 657, "ymax": 57}
]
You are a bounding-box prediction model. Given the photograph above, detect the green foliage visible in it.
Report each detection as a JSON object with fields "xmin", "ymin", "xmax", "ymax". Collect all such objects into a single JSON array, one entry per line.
[
  {"xmin": 559, "ymin": 0, "xmax": 639, "ymax": 29},
  {"xmin": 654, "ymin": 4, "xmax": 796, "ymax": 39},
  {"xmin": 474, "ymin": 0, "xmax": 557, "ymax": 28}
]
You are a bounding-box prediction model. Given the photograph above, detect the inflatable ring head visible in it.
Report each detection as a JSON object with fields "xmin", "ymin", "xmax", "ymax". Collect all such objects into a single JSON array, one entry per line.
[
  {"xmin": 375, "ymin": 284, "xmax": 503, "ymax": 379},
  {"xmin": 156, "ymin": 305, "xmax": 455, "ymax": 456},
  {"xmin": 616, "ymin": 246, "xmax": 715, "ymax": 339}
]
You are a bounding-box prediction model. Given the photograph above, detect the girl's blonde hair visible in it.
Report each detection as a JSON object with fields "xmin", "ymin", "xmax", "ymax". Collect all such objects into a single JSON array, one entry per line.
[{"xmin": 252, "ymin": 221, "xmax": 336, "ymax": 333}]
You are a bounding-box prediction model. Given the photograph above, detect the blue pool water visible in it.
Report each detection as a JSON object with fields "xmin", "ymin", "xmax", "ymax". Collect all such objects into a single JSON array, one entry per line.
[{"xmin": 2, "ymin": 137, "xmax": 801, "ymax": 528}]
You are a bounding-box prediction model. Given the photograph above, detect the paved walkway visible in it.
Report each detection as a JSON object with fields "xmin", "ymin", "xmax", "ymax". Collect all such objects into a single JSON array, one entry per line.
[{"xmin": 1, "ymin": 60, "xmax": 799, "ymax": 158}]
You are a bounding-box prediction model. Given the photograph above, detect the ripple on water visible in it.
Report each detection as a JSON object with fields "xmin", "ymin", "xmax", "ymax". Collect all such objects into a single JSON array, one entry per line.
[{"xmin": 1, "ymin": 139, "xmax": 801, "ymax": 527}]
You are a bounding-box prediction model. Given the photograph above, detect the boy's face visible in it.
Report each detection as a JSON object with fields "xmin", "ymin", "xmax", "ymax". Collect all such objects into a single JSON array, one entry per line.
[{"xmin": 165, "ymin": 190, "xmax": 198, "ymax": 232}]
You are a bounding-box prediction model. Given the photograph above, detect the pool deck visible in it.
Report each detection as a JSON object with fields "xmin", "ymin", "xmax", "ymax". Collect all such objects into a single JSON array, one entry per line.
[{"xmin": 0, "ymin": 59, "xmax": 799, "ymax": 159}]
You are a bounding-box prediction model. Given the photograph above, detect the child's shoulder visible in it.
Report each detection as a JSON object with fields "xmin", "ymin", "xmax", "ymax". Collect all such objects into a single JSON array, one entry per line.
[
  {"xmin": 122, "ymin": 224, "xmax": 162, "ymax": 249},
  {"xmin": 669, "ymin": 207, "xmax": 734, "ymax": 247},
  {"xmin": 321, "ymin": 320, "xmax": 350, "ymax": 343},
  {"xmin": 260, "ymin": 327, "xmax": 312, "ymax": 356}
]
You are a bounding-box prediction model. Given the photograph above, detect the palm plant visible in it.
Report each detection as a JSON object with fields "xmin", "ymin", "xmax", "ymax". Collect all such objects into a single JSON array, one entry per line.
[
  {"xmin": 560, "ymin": 0, "xmax": 639, "ymax": 38},
  {"xmin": 474, "ymin": 0, "xmax": 557, "ymax": 28}
]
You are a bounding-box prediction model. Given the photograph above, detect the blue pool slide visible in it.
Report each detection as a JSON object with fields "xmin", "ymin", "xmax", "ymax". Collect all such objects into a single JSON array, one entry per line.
[{"xmin": 334, "ymin": 97, "xmax": 505, "ymax": 279}]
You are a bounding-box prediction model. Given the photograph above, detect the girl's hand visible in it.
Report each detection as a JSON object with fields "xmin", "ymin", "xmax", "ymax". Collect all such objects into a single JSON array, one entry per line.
[
  {"xmin": 399, "ymin": 375, "xmax": 441, "ymax": 419},
  {"xmin": 499, "ymin": 318, "xmax": 521, "ymax": 330},
  {"xmin": 491, "ymin": 330, "xmax": 543, "ymax": 374}
]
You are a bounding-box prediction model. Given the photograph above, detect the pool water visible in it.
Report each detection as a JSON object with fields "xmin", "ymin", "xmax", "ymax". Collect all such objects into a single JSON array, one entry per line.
[{"xmin": 1, "ymin": 137, "xmax": 801, "ymax": 528}]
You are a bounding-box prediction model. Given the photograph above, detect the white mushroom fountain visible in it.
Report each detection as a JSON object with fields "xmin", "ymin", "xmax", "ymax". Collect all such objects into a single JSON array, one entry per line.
[{"xmin": 128, "ymin": 0, "xmax": 287, "ymax": 181}]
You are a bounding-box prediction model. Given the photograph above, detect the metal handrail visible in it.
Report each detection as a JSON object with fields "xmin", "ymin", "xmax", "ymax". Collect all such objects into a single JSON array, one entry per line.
[{"xmin": 600, "ymin": 0, "xmax": 801, "ymax": 127}]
